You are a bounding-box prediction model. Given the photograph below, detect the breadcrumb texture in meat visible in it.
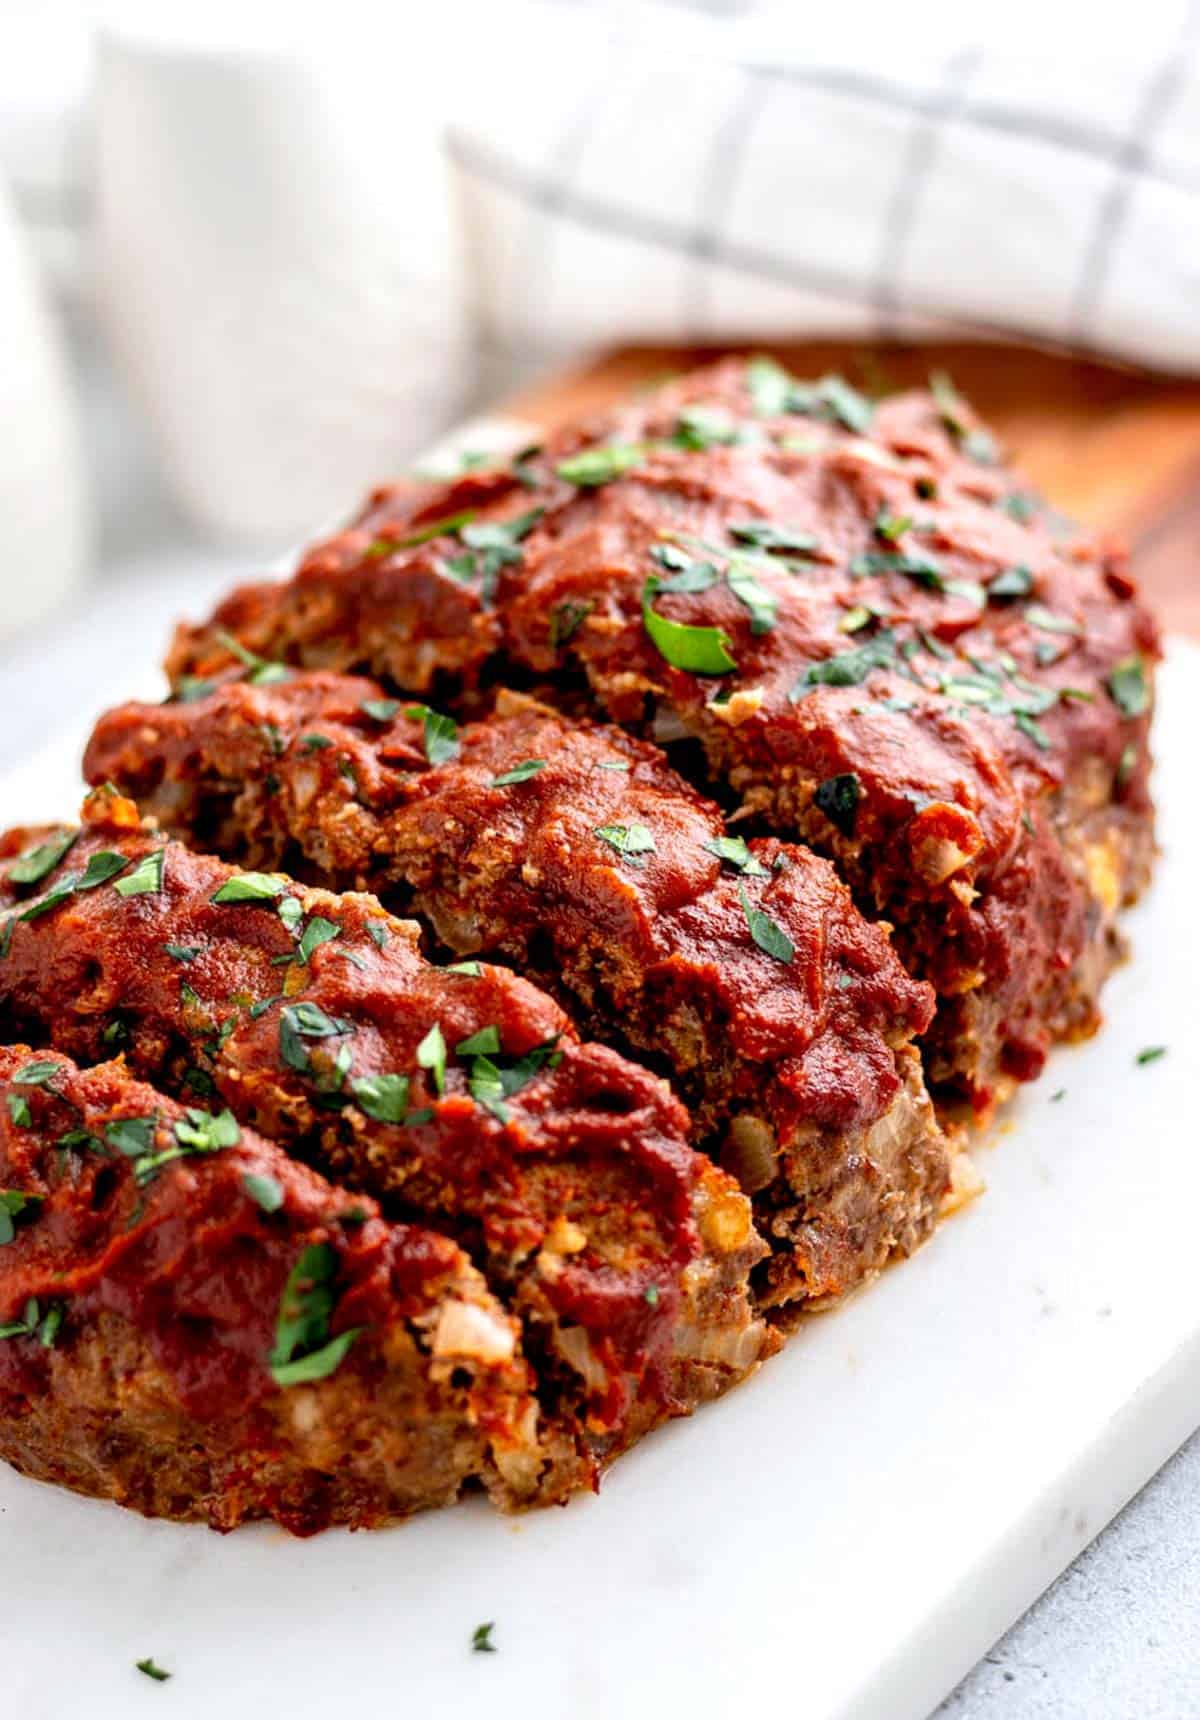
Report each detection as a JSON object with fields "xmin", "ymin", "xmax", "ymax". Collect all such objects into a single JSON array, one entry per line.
[
  {"xmin": 87, "ymin": 676, "xmax": 952, "ymax": 1306},
  {"xmin": 0, "ymin": 1047, "xmax": 548, "ymax": 1533},
  {"xmin": 166, "ymin": 359, "xmax": 1159, "ymax": 1112},
  {"xmin": 0, "ymin": 793, "xmax": 770, "ymax": 1505}
]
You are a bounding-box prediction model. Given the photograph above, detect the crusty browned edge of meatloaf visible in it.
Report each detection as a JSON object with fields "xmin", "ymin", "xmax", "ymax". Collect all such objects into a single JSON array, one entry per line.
[
  {"xmin": 0, "ymin": 1048, "xmax": 572, "ymax": 1533},
  {"xmin": 161, "ymin": 358, "xmax": 1159, "ymax": 1121},
  {"xmin": 83, "ymin": 675, "xmax": 959, "ymax": 1310},
  {"xmin": 0, "ymin": 794, "xmax": 772, "ymax": 1515}
]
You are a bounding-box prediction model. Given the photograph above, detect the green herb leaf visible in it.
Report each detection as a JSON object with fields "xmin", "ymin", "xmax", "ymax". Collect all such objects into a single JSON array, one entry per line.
[
  {"xmin": 1107, "ymin": 655, "xmax": 1149, "ymax": 718},
  {"xmin": 0, "ymin": 1190, "xmax": 44, "ymax": 1246},
  {"xmin": 350, "ymin": 1072, "xmax": 411, "ymax": 1123},
  {"xmin": 76, "ymin": 850, "xmax": 129, "ymax": 890},
  {"xmin": 269, "ymin": 1241, "xmax": 361, "ymax": 1387},
  {"xmin": 445, "ymin": 959, "xmax": 482, "ymax": 977},
  {"xmin": 745, "ymin": 356, "xmax": 793, "ymax": 417},
  {"xmin": 737, "ymin": 884, "xmax": 794, "ymax": 964},
  {"xmin": 366, "ymin": 920, "xmax": 388, "ymax": 950},
  {"xmin": 7, "ymin": 829, "xmax": 77, "ymax": 887},
  {"xmin": 1136, "ymin": 1045, "xmax": 1167, "ymax": 1066},
  {"xmin": 671, "ymin": 404, "xmax": 741, "ymax": 450},
  {"xmin": 136, "ymin": 1659, "xmax": 171, "ymax": 1683},
  {"xmin": 701, "ymin": 836, "xmax": 768, "ymax": 877},
  {"xmin": 642, "ymin": 577, "xmax": 736, "ymax": 675},
  {"xmin": 1025, "ymin": 604, "xmax": 1082, "ymax": 636},
  {"xmin": 813, "ymin": 773, "xmax": 862, "ymax": 837},
  {"xmin": 279, "ymin": 1001, "xmax": 354, "ymax": 1073},
  {"xmin": 13, "ymin": 1059, "xmax": 61, "ymax": 1087},
  {"xmin": 492, "ymin": 759, "xmax": 547, "ymax": 786},
  {"xmin": 556, "ymin": 444, "xmax": 644, "ymax": 487},
  {"xmin": 164, "ymin": 942, "xmax": 201, "ymax": 963},
  {"xmin": 106, "ymin": 1116, "xmax": 157, "ymax": 1158},
  {"xmin": 472, "ymin": 1622, "xmax": 497, "ymax": 1655},
  {"xmin": 211, "ymin": 871, "xmax": 285, "ymax": 906},
  {"xmin": 874, "ymin": 510, "xmax": 912, "ymax": 543},
  {"xmin": 725, "ymin": 562, "xmax": 777, "ymax": 635},
  {"xmin": 243, "ymin": 1171, "xmax": 285, "ymax": 1213},
  {"xmin": 988, "ymin": 565, "xmax": 1034, "ymax": 600},
  {"xmin": 277, "ymin": 896, "xmax": 304, "ymax": 938},
  {"xmin": 456, "ymin": 1026, "xmax": 501, "ymax": 1057},
  {"xmin": 417, "ymin": 1023, "xmax": 447, "ymax": 1096},
  {"xmin": 405, "ymin": 704, "xmax": 460, "ymax": 766},
  {"xmin": 790, "ymin": 634, "xmax": 895, "ymax": 699},
  {"xmin": 297, "ymin": 916, "xmax": 340, "ymax": 964},
  {"xmin": 5, "ymin": 1094, "xmax": 31, "ymax": 1128},
  {"xmin": 360, "ymin": 698, "xmax": 401, "ymax": 723},
  {"xmin": 365, "ymin": 509, "xmax": 478, "ymax": 556},
  {"xmin": 729, "ymin": 519, "xmax": 820, "ymax": 554},
  {"xmin": 594, "ymin": 823, "xmax": 657, "ymax": 867},
  {"xmin": 214, "ymin": 629, "xmax": 291, "ymax": 687},
  {"xmin": 549, "ymin": 599, "xmax": 593, "ymax": 649}
]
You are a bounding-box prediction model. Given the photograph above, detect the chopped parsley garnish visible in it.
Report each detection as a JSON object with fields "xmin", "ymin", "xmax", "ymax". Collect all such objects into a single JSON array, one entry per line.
[
  {"xmin": 1024, "ymin": 604, "xmax": 1081, "ymax": 636},
  {"xmin": 813, "ymin": 773, "xmax": 862, "ymax": 837},
  {"xmin": 243, "ymin": 1171, "xmax": 285, "ymax": 1213},
  {"xmin": 13, "ymin": 1059, "xmax": 60, "ymax": 1088},
  {"xmin": 1136, "ymin": 1045, "xmax": 1167, "ymax": 1066},
  {"xmin": 472, "ymin": 1623, "xmax": 497, "ymax": 1654},
  {"xmin": 366, "ymin": 920, "xmax": 389, "ymax": 950},
  {"xmin": 492, "ymin": 759, "xmax": 547, "ymax": 786},
  {"xmin": 269, "ymin": 1242, "xmax": 361, "ymax": 1387},
  {"xmin": 297, "ymin": 915, "xmax": 340, "ymax": 964},
  {"xmin": 556, "ymin": 444, "xmax": 644, "ymax": 487},
  {"xmin": 445, "ymin": 959, "xmax": 483, "ymax": 977},
  {"xmin": 644, "ymin": 1284, "xmax": 661, "ymax": 1308},
  {"xmin": 456, "ymin": 509, "xmax": 544, "ymax": 593},
  {"xmin": 745, "ymin": 358, "xmax": 873, "ymax": 432},
  {"xmin": 0, "ymin": 1191, "xmax": 42, "ymax": 1246},
  {"xmin": 738, "ymin": 884, "xmax": 794, "ymax": 964},
  {"xmin": 360, "ymin": 698, "xmax": 401, "ymax": 723},
  {"xmin": 1107, "ymin": 655, "xmax": 1149, "ymax": 718},
  {"xmin": 594, "ymin": 823, "xmax": 657, "ymax": 866},
  {"xmin": 0, "ymin": 1297, "xmax": 61, "ymax": 1343},
  {"xmin": 106, "ymin": 1116, "xmax": 157, "ymax": 1158},
  {"xmin": 456, "ymin": 1026, "xmax": 501, "ymax": 1057},
  {"xmin": 549, "ymin": 598, "xmax": 593, "ymax": 649},
  {"xmin": 701, "ymin": 836, "xmax": 767, "ymax": 876},
  {"xmin": 729, "ymin": 519, "xmax": 821, "ymax": 555},
  {"xmin": 671, "ymin": 404, "xmax": 741, "ymax": 450},
  {"xmin": 930, "ymin": 370, "xmax": 968, "ymax": 437},
  {"xmin": 850, "ymin": 549, "xmax": 945, "ymax": 586},
  {"xmin": 873, "ymin": 510, "xmax": 912, "ymax": 543},
  {"xmin": 135, "ymin": 1659, "xmax": 171, "ymax": 1683},
  {"xmin": 838, "ymin": 605, "xmax": 875, "ymax": 634},
  {"xmin": 724, "ymin": 561, "xmax": 777, "ymax": 635},
  {"xmin": 366, "ymin": 509, "xmax": 477, "ymax": 556},
  {"xmin": 214, "ymin": 629, "xmax": 291, "ymax": 686},
  {"xmin": 7, "ymin": 829, "xmax": 77, "ymax": 886},
  {"xmin": 790, "ymin": 634, "xmax": 895, "ymax": 700},
  {"xmin": 5, "ymin": 1094, "xmax": 30, "ymax": 1128},
  {"xmin": 211, "ymin": 871, "xmax": 284, "ymax": 906},
  {"xmin": 988, "ymin": 565, "xmax": 1034, "ymax": 600},
  {"xmin": 300, "ymin": 733, "xmax": 332, "ymax": 752},
  {"xmin": 406, "ymin": 704, "xmax": 460, "ymax": 766},
  {"xmin": 131, "ymin": 1107, "xmax": 240, "ymax": 1185},
  {"xmin": 417, "ymin": 1023, "xmax": 447, "ymax": 1095},
  {"xmin": 279, "ymin": 1002, "xmax": 354, "ymax": 1074},
  {"xmin": 642, "ymin": 576, "xmax": 736, "ymax": 675},
  {"xmin": 77, "ymin": 850, "xmax": 130, "ymax": 890},
  {"xmin": 651, "ymin": 543, "xmax": 721, "ymax": 594},
  {"xmin": 350, "ymin": 1073, "xmax": 410, "ymax": 1123}
]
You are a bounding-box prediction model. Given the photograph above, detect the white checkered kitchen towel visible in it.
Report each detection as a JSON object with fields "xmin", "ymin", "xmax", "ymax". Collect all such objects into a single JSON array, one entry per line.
[{"xmin": 82, "ymin": 0, "xmax": 1200, "ymax": 541}]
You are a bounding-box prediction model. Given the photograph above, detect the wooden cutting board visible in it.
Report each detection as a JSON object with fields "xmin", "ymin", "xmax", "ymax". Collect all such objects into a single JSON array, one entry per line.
[{"xmin": 505, "ymin": 341, "xmax": 1200, "ymax": 640}]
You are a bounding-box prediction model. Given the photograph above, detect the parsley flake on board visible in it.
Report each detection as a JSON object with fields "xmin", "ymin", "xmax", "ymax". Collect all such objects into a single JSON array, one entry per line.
[
  {"xmin": 701, "ymin": 836, "xmax": 767, "ymax": 877},
  {"xmin": 136, "ymin": 1659, "xmax": 171, "ymax": 1683},
  {"xmin": 642, "ymin": 577, "xmax": 736, "ymax": 675},
  {"xmin": 556, "ymin": 443, "xmax": 644, "ymax": 486},
  {"xmin": 269, "ymin": 1241, "xmax": 361, "ymax": 1387},
  {"xmin": 405, "ymin": 704, "xmax": 460, "ymax": 766},
  {"xmin": 472, "ymin": 1623, "xmax": 497, "ymax": 1654},
  {"xmin": 594, "ymin": 823, "xmax": 657, "ymax": 866},
  {"xmin": 737, "ymin": 884, "xmax": 794, "ymax": 964},
  {"xmin": 492, "ymin": 759, "xmax": 547, "ymax": 786},
  {"xmin": 1136, "ymin": 1045, "xmax": 1167, "ymax": 1066}
]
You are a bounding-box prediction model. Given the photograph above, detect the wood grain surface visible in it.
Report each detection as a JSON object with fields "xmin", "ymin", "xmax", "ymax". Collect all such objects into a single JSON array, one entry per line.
[{"xmin": 506, "ymin": 342, "xmax": 1200, "ymax": 640}]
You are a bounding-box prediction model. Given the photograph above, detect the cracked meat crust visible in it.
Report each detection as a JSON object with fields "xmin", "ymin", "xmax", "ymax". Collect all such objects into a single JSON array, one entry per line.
[
  {"xmin": 87, "ymin": 675, "xmax": 953, "ymax": 1307},
  {"xmin": 0, "ymin": 1047, "xmax": 549, "ymax": 1533},
  {"xmin": 166, "ymin": 360, "xmax": 1158, "ymax": 1111},
  {"xmin": 0, "ymin": 792, "xmax": 770, "ymax": 1505}
]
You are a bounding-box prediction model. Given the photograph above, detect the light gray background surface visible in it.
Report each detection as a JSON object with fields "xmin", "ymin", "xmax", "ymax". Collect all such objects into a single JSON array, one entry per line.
[{"xmin": 1, "ymin": 324, "xmax": 1197, "ymax": 1720}]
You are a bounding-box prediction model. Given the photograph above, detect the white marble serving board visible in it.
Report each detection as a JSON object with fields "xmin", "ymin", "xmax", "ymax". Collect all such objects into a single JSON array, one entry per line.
[{"xmin": 0, "ymin": 632, "xmax": 1196, "ymax": 1720}]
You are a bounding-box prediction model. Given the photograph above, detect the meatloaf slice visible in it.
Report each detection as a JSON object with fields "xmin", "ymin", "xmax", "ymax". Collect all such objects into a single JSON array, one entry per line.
[
  {"xmin": 0, "ymin": 792, "xmax": 770, "ymax": 1487},
  {"xmin": 86, "ymin": 674, "xmax": 956, "ymax": 1309},
  {"xmin": 165, "ymin": 358, "xmax": 1158, "ymax": 1113},
  {"xmin": 0, "ymin": 1046, "xmax": 550, "ymax": 1533}
]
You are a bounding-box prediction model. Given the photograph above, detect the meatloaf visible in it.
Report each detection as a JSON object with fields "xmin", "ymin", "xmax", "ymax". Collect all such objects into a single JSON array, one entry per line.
[
  {"xmin": 86, "ymin": 674, "xmax": 956, "ymax": 1310},
  {"xmin": 0, "ymin": 789, "xmax": 770, "ymax": 1509},
  {"xmin": 166, "ymin": 359, "xmax": 1159, "ymax": 1113},
  {"xmin": 0, "ymin": 1046, "xmax": 550, "ymax": 1532}
]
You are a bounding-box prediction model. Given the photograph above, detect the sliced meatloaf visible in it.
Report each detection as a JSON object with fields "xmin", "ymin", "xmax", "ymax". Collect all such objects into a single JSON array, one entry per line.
[
  {"xmin": 0, "ymin": 790, "xmax": 770, "ymax": 1492},
  {"xmin": 165, "ymin": 359, "xmax": 1158, "ymax": 1113},
  {"xmin": 0, "ymin": 1047, "xmax": 548, "ymax": 1533},
  {"xmin": 86, "ymin": 674, "xmax": 955, "ymax": 1309}
]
